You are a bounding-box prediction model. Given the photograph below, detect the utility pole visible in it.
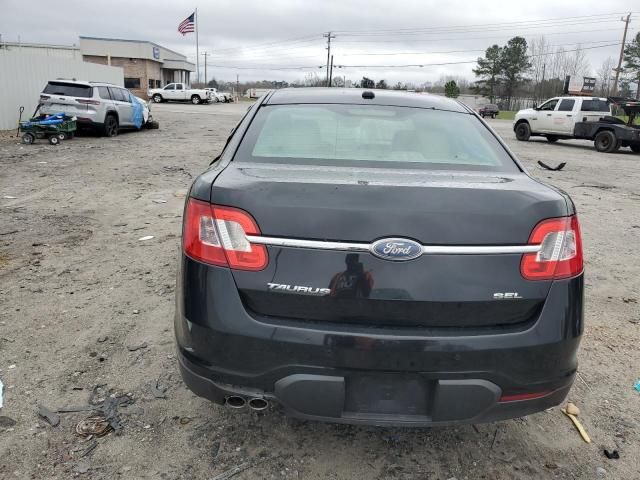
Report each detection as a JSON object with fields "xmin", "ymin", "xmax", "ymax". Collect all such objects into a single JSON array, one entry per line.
[
  {"xmin": 613, "ymin": 13, "xmax": 631, "ymax": 95},
  {"xmin": 201, "ymin": 51, "xmax": 209, "ymax": 86},
  {"xmin": 323, "ymin": 32, "xmax": 335, "ymax": 87},
  {"xmin": 329, "ymin": 55, "xmax": 334, "ymax": 87},
  {"xmin": 236, "ymin": 73, "xmax": 240, "ymax": 100}
]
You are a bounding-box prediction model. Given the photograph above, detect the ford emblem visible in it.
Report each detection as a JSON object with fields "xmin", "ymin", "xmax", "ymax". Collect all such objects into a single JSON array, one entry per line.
[{"xmin": 370, "ymin": 238, "xmax": 423, "ymax": 261}]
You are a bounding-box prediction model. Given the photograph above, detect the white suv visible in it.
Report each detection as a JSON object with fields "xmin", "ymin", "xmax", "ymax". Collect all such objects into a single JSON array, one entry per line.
[{"xmin": 40, "ymin": 80, "xmax": 155, "ymax": 136}]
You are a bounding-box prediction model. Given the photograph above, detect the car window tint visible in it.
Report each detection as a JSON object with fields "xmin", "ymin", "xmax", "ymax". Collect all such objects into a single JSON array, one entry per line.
[
  {"xmin": 581, "ymin": 99, "xmax": 609, "ymax": 112},
  {"xmin": 43, "ymin": 82, "xmax": 92, "ymax": 98},
  {"xmin": 119, "ymin": 89, "xmax": 131, "ymax": 103},
  {"xmin": 539, "ymin": 99, "xmax": 558, "ymax": 111},
  {"xmin": 176, "ymin": 84, "xmax": 184, "ymax": 90},
  {"xmin": 238, "ymin": 104, "xmax": 518, "ymax": 172},
  {"xmin": 164, "ymin": 84, "xmax": 175, "ymax": 90},
  {"xmin": 558, "ymin": 99, "xmax": 575, "ymax": 112},
  {"xmin": 97, "ymin": 86, "xmax": 111, "ymax": 100}
]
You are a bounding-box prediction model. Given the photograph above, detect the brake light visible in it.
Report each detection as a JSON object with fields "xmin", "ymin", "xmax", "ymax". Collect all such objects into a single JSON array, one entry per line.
[
  {"xmin": 183, "ymin": 199, "xmax": 268, "ymax": 271},
  {"xmin": 76, "ymin": 99, "xmax": 101, "ymax": 105},
  {"xmin": 499, "ymin": 390, "xmax": 551, "ymax": 402},
  {"xmin": 521, "ymin": 215, "xmax": 583, "ymax": 280}
]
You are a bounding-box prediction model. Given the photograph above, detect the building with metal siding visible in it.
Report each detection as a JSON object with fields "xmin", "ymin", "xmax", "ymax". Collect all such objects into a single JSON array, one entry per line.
[
  {"xmin": 79, "ymin": 37, "xmax": 195, "ymax": 98},
  {"xmin": 0, "ymin": 48, "xmax": 123, "ymax": 130}
]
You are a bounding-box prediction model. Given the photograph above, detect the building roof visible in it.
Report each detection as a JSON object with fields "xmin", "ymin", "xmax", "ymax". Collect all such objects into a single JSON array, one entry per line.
[
  {"xmin": 79, "ymin": 36, "xmax": 195, "ymax": 69},
  {"xmin": 0, "ymin": 41, "xmax": 79, "ymax": 50},
  {"xmin": 265, "ymin": 88, "xmax": 470, "ymax": 112}
]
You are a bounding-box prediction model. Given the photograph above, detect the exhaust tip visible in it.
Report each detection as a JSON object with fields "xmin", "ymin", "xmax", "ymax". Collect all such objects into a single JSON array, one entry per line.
[
  {"xmin": 247, "ymin": 397, "xmax": 269, "ymax": 411},
  {"xmin": 225, "ymin": 395, "xmax": 247, "ymax": 409}
]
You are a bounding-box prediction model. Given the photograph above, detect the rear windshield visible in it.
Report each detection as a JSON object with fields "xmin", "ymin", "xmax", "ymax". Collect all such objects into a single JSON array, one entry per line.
[
  {"xmin": 235, "ymin": 104, "xmax": 518, "ymax": 172},
  {"xmin": 43, "ymin": 82, "xmax": 93, "ymax": 98},
  {"xmin": 581, "ymin": 99, "xmax": 609, "ymax": 112}
]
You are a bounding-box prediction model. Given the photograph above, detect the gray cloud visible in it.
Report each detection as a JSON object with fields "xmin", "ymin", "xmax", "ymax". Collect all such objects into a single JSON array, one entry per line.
[{"xmin": 1, "ymin": 0, "xmax": 636, "ymax": 83}]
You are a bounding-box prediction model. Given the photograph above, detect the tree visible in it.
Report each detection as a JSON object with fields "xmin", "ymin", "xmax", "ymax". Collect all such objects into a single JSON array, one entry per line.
[
  {"xmin": 360, "ymin": 77, "xmax": 375, "ymax": 88},
  {"xmin": 596, "ymin": 57, "xmax": 616, "ymax": 97},
  {"xmin": 207, "ymin": 78, "xmax": 219, "ymax": 89},
  {"xmin": 444, "ymin": 80, "xmax": 460, "ymax": 98},
  {"xmin": 623, "ymin": 32, "xmax": 640, "ymax": 99},
  {"xmin": 500, "ymin": 37, "xmax": 531, "ymax": 108},
  {"xmin": 472, "ymin": 45, "xmax": 502, "ymax": 102},
  {"xmin": 375, "ymin": 79, "xmax": 388, "ymax": 89},
  {"xmin": 392, "ymin": 82, "xmax": 407, "ymax": 90}
]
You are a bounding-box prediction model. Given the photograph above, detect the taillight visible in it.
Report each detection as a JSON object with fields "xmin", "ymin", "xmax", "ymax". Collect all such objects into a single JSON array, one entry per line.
[
  {"xmin": 76, "ymin": 99, "xmax": 101, "ymax": 105},
  {"xmin": 183, "ymin": 199, "xmax": 268, "ymax": 271},
  {"xmin": 521, "ymin": 215, "xmax": 583, "ymax": 281}
]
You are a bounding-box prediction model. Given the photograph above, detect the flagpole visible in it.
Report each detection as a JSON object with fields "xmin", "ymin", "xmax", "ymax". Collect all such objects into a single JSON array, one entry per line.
[{"xmin": 195, "ymin": 7, "xmax": 199, "ymax": 86}]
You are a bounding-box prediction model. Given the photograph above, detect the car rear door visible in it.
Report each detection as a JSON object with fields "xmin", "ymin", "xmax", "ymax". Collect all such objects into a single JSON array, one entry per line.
[
  {"xmin": 202, "ymin": 102, "xmax": 572, "ymax": 330},
  {"xmin": 175, "ymin": 84, "xmax": 187, "ymax": 100}
]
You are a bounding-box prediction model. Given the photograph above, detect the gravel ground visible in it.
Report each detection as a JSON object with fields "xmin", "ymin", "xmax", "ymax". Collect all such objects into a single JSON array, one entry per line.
[{"xmin": 0, "ymin": 102, "xmax": 639, "ymax": 480}]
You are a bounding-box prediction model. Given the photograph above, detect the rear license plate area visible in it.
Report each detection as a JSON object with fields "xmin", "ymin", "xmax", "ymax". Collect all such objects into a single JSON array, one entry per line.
[{"xmin": 344, "ymin": 374, "xmax": 428, "ymax": 416}]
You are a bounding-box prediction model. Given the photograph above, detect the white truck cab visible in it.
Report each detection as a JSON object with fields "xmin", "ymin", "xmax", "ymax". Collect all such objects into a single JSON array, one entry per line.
[{"xmin": 514, "ymin": 96, "xmax": 611, "ymax": 142}]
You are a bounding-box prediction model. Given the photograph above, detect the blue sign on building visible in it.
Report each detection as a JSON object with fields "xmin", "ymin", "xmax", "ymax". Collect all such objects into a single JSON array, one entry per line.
[{"xmin": 152, "ymin": 46, "xmax": 160, "ymax": 60}]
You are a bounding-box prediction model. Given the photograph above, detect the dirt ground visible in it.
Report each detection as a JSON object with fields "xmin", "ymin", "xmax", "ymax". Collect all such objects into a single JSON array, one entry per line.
[{"xmin": 0, "ymin": 101, "xmax": 639, "ymax": 480}]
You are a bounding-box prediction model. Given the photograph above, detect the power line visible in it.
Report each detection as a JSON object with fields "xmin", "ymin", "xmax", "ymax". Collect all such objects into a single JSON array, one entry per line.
[{"xmin": 332, "ymin": 12, "xmax": 634, "ymax": 35}]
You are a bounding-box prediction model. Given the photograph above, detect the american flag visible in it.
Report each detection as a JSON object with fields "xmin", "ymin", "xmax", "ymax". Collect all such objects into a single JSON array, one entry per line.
[{"xmin": 178, "ymin": 12, "xmax": 195, "ymax": 35}]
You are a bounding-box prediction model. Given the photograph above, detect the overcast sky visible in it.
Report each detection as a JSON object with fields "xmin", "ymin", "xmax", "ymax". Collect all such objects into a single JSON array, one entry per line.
[{"xmin": 0, "ymin": 0, "xmax": 637, "ymax": 85}]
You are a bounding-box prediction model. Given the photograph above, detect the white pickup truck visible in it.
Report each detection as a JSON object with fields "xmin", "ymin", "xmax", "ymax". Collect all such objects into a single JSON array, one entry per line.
[
  {"xmin": 514, "ymin": 96, "xmax": 611, "ymax": 143},
  {"xmin": 148, "ymin": 83, "xmax": 212, "ymax": 105}
]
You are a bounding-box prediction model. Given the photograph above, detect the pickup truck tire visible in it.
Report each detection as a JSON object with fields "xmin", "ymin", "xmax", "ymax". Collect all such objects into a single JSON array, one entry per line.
[
  {"xmin": 191, "ymin": 95, "xmax": 202, "ymax": 105},
  {"xmin": 546, "ymin": 136, "xmax": 559, "ymax": 143},
  {"xmin": 515, "ymin": 122, "xmax": 531, "ymax": 141},
  {"xmin": 594, "ymin": 130, "xmax": 618, "ymax": 153},
  {"xmin": 152, "ymin": 94, "xmax": 163, "ymax": 103}
]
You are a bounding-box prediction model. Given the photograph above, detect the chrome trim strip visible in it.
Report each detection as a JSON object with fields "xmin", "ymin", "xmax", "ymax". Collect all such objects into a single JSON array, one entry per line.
[{"xmin": 246, "ymin": 235, "xmax": 540, "ymax": 255}]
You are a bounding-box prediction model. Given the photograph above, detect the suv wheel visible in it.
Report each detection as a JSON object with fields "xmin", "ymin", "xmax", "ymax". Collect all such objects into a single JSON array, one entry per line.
[
  {"xmin": 515, "ymin": 122, "xmax": 531, "ymax": 141},
  {"xmin": 191, "ymin": 95, "xmax": 201, "ymax": 105},
  {"xmin": 152, "ymin": 94, "xmax": 163, "ymax": 103},
  {"xmin": 594, "ymin": 130, "xmax": 618, "ymax": 153},
  {"xmin": 103, "ymin": 114, "xmax": 119, "ymax": 137},
  {"xmin": 546, "ymin": 135, "xmax": 558, "ymax": 143}
]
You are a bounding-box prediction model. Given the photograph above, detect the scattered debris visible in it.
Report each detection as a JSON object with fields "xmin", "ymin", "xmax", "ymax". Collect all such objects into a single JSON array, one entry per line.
[
  {"xmin": 152, "ymin": 199, "xmax": 167, "ymax": 204},
  {"xmin": 132, "ymin": 309, "xmax": 140, "ymax": 314},
  {"xmin": 151, "ymin": 379, "xmax": 167, "ymax": 399},
  {"xmin": 2, "ymin": 195, "xmax": 17, "ymax": 199},
  {"xmin": 544, "ymin": 462, "xmax": 559, "ymax": 469},
  {"xmin": 596, "ymin": 466, "xmax": 607, "ymax": 477},
  {"xmin": 634, "ymin": 380, "xmax": 640, "ymax": 393},
  {"xmin": 73, "ymin": 461, "xmax": 91, "ymax": 474},
  {"xmin": 8, "ymin": 364, "xmax": 16, "ymax": 369},
  {"xmin": 97, "ymin": 336, "xmax": 108, "ymax": 343},
  {"xmin": 211, "ymin": 460, "xmax": 255, "ymax": 480},
  {"xmin": 561, "ymin": 405, "xmax": 591, "ymax": 443},
  {"xmin": 179, "ymin": 416, "xmax": 192, "ymax": 425},
  {"xmin": 76, "ymin": 415, "xmax": 112, "ymax": 438},
  {"xmin": 604, "ymin": 449, "xmax": 620, "ymax": 459},
  {"xmin": 127, "ymin": 342, "xmax": 147, "ymax": 352},
  {"xmin": 0, "ymin": 416, "xmax": 16, "ymax": 428},
  {"xmin": 138, "ymin": 235, "xmax": 154, "ymax": 241},
  {"xmin": 538, "ymin": 161, "xmax": 566, "ymax": 171},
  {"xmin": 566, "ymin": 402, "xmax": 580, "ymax": 416},
  {"xmin": 38, "ymin": 404, "xmax": 60, "ymax": 427}
]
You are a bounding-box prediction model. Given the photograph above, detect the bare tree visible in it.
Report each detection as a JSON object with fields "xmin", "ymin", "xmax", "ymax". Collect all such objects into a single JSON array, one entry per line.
[
  {"xmin": 596, "ymin": 57, "xmax": 616, "ymax": 97},
  {"xmin": 566, "ymin": 45, "xmax": 591, "ymax": 78}
]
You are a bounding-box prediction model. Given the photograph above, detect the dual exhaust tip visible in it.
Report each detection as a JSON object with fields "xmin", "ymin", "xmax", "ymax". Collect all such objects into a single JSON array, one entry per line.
[{"xmin": 225, "ymin": 395, "xmax": 269, "ymax": 411}]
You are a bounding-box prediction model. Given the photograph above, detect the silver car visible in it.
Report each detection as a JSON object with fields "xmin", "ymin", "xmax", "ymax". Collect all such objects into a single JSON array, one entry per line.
[{"xmin": 40, "ymin": 80, "xmax": 155, "ymax": 136}]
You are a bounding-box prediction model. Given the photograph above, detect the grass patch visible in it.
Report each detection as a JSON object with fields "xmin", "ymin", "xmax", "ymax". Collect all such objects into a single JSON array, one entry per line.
[{"xmin": 495, "ymin": 111, "xmax": 516, "ymax": 120}]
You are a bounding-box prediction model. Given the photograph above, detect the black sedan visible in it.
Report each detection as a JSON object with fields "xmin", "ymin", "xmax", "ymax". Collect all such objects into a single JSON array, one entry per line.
[{"xmin": 175, "ymin": 88, "xmax": 584, "ymax": 426}]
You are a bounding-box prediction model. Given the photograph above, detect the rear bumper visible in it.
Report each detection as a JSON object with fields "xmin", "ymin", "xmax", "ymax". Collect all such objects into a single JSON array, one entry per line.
[{"xmin": 175, "ymin": 259, "xmax": 583, "ymax": 426}]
